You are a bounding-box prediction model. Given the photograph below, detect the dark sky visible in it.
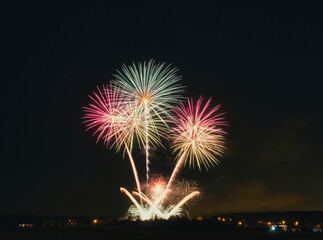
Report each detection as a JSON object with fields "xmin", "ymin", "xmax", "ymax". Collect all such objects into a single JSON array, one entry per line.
[{"xmin": 1, "ymin": 2, "xmax": 322, "ymax": 217}]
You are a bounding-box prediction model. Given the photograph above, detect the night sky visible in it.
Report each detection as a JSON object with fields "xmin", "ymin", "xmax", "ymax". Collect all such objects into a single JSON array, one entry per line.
[{"xmin": 1, "ymin": 2, "xmax": 322, "ymax": 217}]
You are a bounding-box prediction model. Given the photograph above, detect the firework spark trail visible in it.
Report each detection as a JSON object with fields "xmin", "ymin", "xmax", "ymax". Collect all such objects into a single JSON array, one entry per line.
[
  {"xmin": 146, "ymin": 193, "xmax": 170, "ymax": 218},
  {"xmin": 166, "ymin": 191, "xmax": 200, "ymax": 218},
  {"xmin": 132, "ymin": 191, "xmax": 166, "ymax": 219},
  {"xmin": 120, "ymin": 188, "xmax": 144, "ymax": 215},
  {"xmin": 144, "ymin": 101, "xmax": 150, "ymax": 190},
  {"xmin": 115, "ymin": 60, "xmax": 184, "ymax": 186},
  {"xmin": 125, "ymin": 144, "xmax": 142, "ymax": 200},
  {"xmin": 163, "ymin": 150, "xmax": 187, "ymax": 200},
  {"xmin": 144, "ymin": 189, "xmax": 171, "ymax": 217},
  {"xmin": 129, "ymin": 191, "xmax": 165, "ymax": 219},
  {"xmin": 156, "ymin": 152, "xmax": 188, "ymax": 206},
  {"xmin": 132, "ymin": 192, "xmax": 151, "ymax": 206},
  {"xmin": 124, "ymin": 187, "xmax": 199, "ymax": 220},
  {"xmin": 124, "ymin": 177, "xmax": 199, "ymax": 220}
]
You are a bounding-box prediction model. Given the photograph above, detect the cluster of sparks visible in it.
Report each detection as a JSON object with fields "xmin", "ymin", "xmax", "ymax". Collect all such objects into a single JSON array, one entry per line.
[{"xmin": 83, "ymin": 60, "xmax": 227, "ymax": 220}]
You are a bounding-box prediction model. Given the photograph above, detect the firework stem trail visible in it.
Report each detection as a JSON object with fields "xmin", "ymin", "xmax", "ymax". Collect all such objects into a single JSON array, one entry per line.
[
  {"xmin": 160, "ymin": 150, "xmax": 188, "ymax": 204},
  {"xmin": 132, "ymin": 191, "xmax": 166, "ymax": 219},
  {"xmin": 144, "ymin": 102, "xmax": 150, "ymax": 190},
  {"xmin": 132, "ymin": 192, "xmax": 151, "ymax": 206},
  {"xmin": 145, "ymin": 189, "xmax": 170, "ymax": 218},
  {"xmin": 124, "ymin": 144, "xmax": 142, "ymax": 202},
  {"xmin": 120, "ymin": 188, "xmax": 144, "ymax": 215},
  {"xmin": 166, "ymin": 191, "xmax": 200, "ymax": 218}
]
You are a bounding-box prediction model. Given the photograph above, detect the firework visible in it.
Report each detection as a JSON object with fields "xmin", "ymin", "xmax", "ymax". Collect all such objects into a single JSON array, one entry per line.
[
  {"xmin": 165, "ymin": 97, "xmax": 227, "ymax": 194},
  {"xmin": 82, "ymin": 83, "xmax": 128, "ymax": 147},
  {"xmin": 82, "ymin": 83, "xmax": 144, "ymax": 197},
  {"xmin": 114, "ymin": 60, "xmax": 184, "ymax": 186},
  {"xmin": 82, "ymin": 61, "xmax": 228, "ymax": 221}
]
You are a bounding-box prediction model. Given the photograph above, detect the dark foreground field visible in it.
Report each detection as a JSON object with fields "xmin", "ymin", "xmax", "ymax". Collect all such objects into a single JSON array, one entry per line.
[{"xmin": 0, "ymin": 230, "xmax": 322, "ymax": 240}]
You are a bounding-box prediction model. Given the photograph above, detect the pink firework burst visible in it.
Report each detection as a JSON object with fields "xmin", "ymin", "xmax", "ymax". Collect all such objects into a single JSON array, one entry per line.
[
  {"xmin": 82, "ymin": 83, "xmax": 146, "ymax": 196},
  {"xmin": 170, "ymin": 96, "xmax": 228, "ymax": 170},
  {"xmin": 82, "ymin": 83, "xmax": 130, "ymax": 148}
]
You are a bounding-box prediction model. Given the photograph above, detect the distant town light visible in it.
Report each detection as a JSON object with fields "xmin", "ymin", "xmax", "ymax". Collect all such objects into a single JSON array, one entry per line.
[
  {"xmin": 18, "ymin": 223, "xmax": 34, "ymax": 228},
  {"xmin": 282, "ymin": 220, "xmax": 285, "ymax": 224}
]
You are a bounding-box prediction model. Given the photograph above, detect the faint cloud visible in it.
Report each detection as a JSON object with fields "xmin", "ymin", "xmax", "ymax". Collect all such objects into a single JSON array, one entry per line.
[{"xmin": 189, "ymin": 182, "xmax": 308, "ymax": 216}]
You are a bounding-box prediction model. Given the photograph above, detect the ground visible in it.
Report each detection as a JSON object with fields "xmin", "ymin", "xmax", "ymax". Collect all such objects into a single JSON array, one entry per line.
[{"xmin": 1, "ymin": 230, "xmax": 322, "ymax": 240}]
